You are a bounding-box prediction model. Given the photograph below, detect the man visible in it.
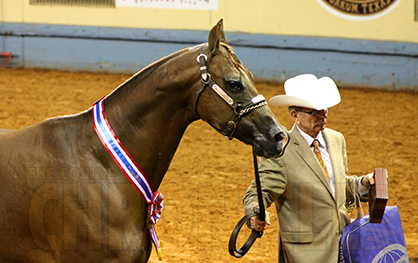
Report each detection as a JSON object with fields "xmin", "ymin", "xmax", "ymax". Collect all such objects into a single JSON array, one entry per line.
[{"xmin": 243, "ymin": 74, "xmax": 374, "ymax": 263}]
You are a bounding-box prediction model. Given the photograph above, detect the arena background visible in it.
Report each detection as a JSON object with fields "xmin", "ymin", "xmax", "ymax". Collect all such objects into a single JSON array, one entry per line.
[
  {"xmin": 1, "ymin": 0, "xmax": 418, "ymax": 262},
  {"xmin": 1, "ymin": 0, "xmax": 417, "ymax": 89}
]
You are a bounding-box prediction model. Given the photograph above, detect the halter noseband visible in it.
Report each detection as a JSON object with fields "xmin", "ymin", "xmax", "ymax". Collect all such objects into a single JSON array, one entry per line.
[{"xmin": 195, "ymin": 46, "xmax": 267, "ymax": 140}]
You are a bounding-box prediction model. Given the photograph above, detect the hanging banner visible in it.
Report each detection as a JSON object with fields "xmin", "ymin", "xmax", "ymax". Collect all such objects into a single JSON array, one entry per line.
[
  {"xmin": 116, "ymin": 0, "xmax": 218, "ymax": 10},
  {"xmin": 316, "ymin": 0, "xmax": 402, "ymax": 21}
]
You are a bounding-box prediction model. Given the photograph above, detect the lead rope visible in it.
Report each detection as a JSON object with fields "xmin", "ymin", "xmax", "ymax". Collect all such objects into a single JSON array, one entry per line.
[
  {"xmin": 254, "ymin": 148, "xmax": 266, "ymax": 222},
  {"xmin": 228, "ymin": 147, "xmax": 266, "ymax": 258}
]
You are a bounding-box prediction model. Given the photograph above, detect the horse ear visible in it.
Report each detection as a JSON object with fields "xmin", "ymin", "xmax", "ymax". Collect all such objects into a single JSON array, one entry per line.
[{"xmin": 208, "ymin": 19, "xmax": 228, "ymax": 55}]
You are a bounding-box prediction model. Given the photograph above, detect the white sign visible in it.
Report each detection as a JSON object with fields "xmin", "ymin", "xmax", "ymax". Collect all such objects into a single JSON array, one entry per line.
[
  {"xmin": 316, "ymin": 0, "xmax": 402, "ymax": 21},
  {"xmin": 116, "ymin": 0, "xmax": 218, "ymax": 10}
]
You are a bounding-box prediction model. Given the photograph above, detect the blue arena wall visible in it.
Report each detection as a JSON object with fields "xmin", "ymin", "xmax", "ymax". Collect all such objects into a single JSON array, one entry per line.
[{"xmin": 1, "ymin": 23, "xmax": 417, "ymax": 90}]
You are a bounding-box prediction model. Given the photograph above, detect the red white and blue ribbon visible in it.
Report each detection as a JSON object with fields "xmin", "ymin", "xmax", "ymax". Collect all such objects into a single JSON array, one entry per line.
[{"xmin": 92, "ymin": 98, "xmax": 164, "ymax": 260}]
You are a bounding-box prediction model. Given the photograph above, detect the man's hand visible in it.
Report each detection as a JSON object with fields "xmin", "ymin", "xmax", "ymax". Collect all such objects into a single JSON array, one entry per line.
[
  {"xmin": 362, "ymin": 172, "xmax": 375, "ymax": 187},
  {"xmin": 250, "ymin": 211, "xmax": 271, "ymax": 232}
]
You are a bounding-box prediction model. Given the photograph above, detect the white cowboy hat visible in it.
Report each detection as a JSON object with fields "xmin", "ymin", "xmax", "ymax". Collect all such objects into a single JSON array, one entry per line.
[{"xmin": 269, "ymin": 74, "xmax": 341, "ymax": 110}]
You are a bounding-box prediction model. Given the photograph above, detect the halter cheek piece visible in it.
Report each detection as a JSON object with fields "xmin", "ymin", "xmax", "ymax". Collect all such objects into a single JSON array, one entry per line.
[
  {"xmin": 195, "ymin": 47, "xmax": 267, "ymax": 140},
  {"xmin": 195, "ymin": 47, "xmax": 277, "ymax": 258}
]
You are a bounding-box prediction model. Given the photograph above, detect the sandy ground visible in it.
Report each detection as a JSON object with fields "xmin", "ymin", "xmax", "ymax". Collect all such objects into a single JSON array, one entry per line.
[{"xmin": 0, "ymin": 68, "xmax": 417, "ymax": 262}]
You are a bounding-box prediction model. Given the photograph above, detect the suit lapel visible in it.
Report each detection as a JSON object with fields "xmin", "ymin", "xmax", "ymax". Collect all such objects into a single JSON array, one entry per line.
[
  {"xmin": 322, "ymin": 131, "xmax": 337, "ymax": 176},
  {"xmin": 322, "ymin": 130, "xmax": 344, "ymax": 204},
  {"xmin": 291, "ymin": 127, "xmax": 335, "ymax": 200}
]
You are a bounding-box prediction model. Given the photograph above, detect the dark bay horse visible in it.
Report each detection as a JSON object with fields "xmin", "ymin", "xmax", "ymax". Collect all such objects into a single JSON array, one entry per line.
[{"xmin": 0, "ymin": 20, "xmax": 288, "ymax": 262}]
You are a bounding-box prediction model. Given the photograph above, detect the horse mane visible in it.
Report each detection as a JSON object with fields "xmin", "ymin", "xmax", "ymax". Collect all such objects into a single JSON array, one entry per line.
[
  {"xmin": 119, "ymin": 43, "xmax": 242, "ymax": 89},
  {"xmin": 220, "ymin": 42, "xmax": 251, "ymax": 76},
  {"xmin": 117, "ymin": 47, "xmax": 192, "ymax": 89},
  {"xmin": 103, "ymin": 43, "xmax": 248, "ymax": 102},
  {"xmin": 37, "ymin": 48, "xmax": 194, "ymax": 123}
]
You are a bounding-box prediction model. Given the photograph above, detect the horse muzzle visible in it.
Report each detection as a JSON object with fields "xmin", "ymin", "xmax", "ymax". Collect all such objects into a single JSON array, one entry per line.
[{"xmin": 253, "ymin": 129, "xmax": 290, "ymax": 158}]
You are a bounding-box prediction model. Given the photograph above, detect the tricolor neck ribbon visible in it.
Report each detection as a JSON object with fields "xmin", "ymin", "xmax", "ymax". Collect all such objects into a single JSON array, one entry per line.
[{"xmin": 92, "ymin": 98, "xmax": 164, "ymax": 260}]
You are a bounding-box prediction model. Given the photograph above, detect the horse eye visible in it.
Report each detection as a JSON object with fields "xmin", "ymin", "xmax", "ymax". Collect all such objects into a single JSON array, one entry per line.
[{"xmin": 227, "ymin": 80, "xmax": 242, "ymax": 92}]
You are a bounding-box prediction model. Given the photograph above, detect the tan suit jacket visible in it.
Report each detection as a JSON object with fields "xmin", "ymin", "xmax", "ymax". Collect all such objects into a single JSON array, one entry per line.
[{"xmin": 243, "ymin": 126, "xmax": 364, "ymax": 263}]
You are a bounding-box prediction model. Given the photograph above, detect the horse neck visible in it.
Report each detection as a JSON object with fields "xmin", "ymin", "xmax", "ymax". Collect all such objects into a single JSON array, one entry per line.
[{"xmin": 100, "ymin": 47, "xmax": 201, "ymax": 190}]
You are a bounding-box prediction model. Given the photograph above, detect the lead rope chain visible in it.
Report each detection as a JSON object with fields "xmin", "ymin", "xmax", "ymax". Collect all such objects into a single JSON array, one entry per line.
[{"xmin": 92, "ymin": 98, "xmax": 164, "ymax": 260}]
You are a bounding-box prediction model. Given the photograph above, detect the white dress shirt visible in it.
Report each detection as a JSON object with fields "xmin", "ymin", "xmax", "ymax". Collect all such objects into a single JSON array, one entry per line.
[
  {"xmin": 296, "ymin": 125, "xmax": 369, "ymax": 197},
  {"xmin": 296, "ymin": 125, "xmax": 335, "ymax": 195}
]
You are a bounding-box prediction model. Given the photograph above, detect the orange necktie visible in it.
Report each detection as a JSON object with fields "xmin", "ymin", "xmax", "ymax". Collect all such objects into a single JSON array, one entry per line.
[{"xmin": 312, "ymin": 140, "xmax": 330, "ymax": 183}]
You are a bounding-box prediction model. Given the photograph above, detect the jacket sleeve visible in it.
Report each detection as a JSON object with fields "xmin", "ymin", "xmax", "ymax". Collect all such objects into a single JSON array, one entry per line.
[
  {"xmin": 343, "ymin": 135, "xmax": 368, "ymax": 203},
  {"xmin": 243, "ymin": 156, "xmax": 287, "ymax": 215}
]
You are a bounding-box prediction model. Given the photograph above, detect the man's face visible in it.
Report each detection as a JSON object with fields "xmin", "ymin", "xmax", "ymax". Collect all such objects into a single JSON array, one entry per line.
[{"xmin": 290, "ymin": 107, "xmax": 329, "ymax": 138}]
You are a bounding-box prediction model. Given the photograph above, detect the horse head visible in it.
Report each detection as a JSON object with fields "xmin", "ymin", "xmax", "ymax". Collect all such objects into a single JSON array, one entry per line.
[{"xmin": 195, "ymin": 19, "xmax": 289, "ymax": 158}]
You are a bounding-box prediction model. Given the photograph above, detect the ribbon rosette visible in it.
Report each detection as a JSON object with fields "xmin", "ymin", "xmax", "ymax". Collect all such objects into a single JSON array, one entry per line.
[
  {"xmin": 148, "ymin": 191, "xmax": 164, "ymax": 260},
  {"xmin": 148, "ymin": 191, "xmax": 164, "ymax": 225}
]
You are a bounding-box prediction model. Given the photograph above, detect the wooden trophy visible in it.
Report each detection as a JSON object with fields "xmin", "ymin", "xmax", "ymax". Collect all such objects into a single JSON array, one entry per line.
[{"xmin": 368, "ymin": 168, "xmax": 388, "ymax": 223}]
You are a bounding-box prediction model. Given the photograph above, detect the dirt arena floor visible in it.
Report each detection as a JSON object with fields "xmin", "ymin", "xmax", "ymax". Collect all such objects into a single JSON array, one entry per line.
[{"xmin": 0, "ymin": 68, "xmax": 417, "ymax": 262}]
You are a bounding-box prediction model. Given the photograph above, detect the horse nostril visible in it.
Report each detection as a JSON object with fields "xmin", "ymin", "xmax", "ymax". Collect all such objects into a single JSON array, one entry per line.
[
  {"xmin": 273, "ymin": 130, "xmax": 290, "ymax": 157},
  {"xmin": 274, "ymin": 131, "xmax": 287, "ymax": 142}
]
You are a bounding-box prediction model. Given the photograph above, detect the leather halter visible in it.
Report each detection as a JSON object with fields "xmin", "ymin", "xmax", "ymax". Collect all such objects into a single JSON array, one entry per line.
[{"xmin": 195, "ymin": 46, "xmax": 267, "ymax": 140}]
